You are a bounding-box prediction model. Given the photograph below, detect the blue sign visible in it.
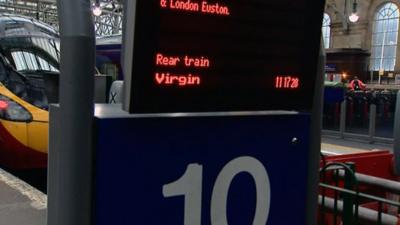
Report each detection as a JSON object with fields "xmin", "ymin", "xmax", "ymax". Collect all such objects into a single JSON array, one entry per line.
[
  {"xmin": 325, "ymin": 64, "xmax": 337, "ymax": 72},
  {"xmin": 94, "ymin": 112, "xmax": 310, "ymax": 225}
]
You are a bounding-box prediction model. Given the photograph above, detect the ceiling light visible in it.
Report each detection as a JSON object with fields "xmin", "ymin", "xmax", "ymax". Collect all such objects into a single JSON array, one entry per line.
[{"xmin": 92, "ymin": 5, "xmax": 102, "ymax": 17}]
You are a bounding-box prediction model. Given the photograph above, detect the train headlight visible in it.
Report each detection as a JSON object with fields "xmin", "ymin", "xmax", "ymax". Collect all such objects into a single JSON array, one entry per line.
[{"xmin": 0, "ymin": 95, "xmax": 32, "ymax": 122}]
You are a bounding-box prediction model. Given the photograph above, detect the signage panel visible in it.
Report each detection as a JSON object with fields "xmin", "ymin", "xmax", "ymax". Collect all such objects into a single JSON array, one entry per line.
[
  {"xmin": 94, "ymin": 112, "xmax": 310, "ymax": 225},
  {"xmin": 124, "ymin": 0, "xmax": 325, "ymax": 113}
]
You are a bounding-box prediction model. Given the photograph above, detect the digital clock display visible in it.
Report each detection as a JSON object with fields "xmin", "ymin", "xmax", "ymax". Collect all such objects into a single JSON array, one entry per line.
[
  {"xmin": 124, "ymin": 0, "xmax": 325, "ymax": 113},
  {"xmin": 275, "ymin": 76, "xmax": 300, "ymax": 89}
]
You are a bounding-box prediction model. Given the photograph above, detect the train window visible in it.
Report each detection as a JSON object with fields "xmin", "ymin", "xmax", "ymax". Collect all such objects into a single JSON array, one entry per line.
[
  {"xmin": 11, "ymin": 51, "xmax": 58, "ymax": 73},
  {"xmin": 0, "ymin": 17, "xmax": 59, "ymax": 109},
  {"xmin": 32, "ymin": 38, "xmax": 60, "ymax": 62},
  {"xmin": 0, "ymin": 37, "xmax": 60, "ymax": 110},
  {"xmin": 0, "ymin": 37, "xmax": 60, "ymax": 72},
  {"xmin": 12, "ymin": 51, "xmax": 38, "ymax": 71},
  {"xmin": 2, "ymin": 66, "xmax": 48, "ymax": 110},
  {"xmin": 37, "ymin": 57, "xmax": 57, "ymax": 72}
]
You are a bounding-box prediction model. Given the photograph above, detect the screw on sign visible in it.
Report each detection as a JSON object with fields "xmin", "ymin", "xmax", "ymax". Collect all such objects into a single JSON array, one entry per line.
[{"xmin": 163, "ymin": 156, "xmax": 271, "ymax": 225}]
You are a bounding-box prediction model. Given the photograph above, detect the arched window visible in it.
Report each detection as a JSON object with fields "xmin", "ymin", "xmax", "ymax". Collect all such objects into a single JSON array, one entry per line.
[
  {"xmin": 322, "ymin": 13, "xmax": 331, "ymax": 49},
  {"xmin": 370, "ymin": 3, "xmax": 399, "ymax": 71}
]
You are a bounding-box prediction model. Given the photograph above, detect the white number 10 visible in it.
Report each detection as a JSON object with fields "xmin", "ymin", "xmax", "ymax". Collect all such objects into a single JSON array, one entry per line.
[{"xmin": 162, "ymin": 156, "xmax": 271, "ymax": 225}]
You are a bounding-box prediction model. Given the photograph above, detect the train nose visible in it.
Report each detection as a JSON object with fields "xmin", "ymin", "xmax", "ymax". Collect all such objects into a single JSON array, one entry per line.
[{"xmin": 0, "ymin": 120, "xmax": 47, "ymax": 169}]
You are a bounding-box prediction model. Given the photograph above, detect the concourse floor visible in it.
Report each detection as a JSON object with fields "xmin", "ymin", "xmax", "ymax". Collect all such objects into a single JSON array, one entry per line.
[
  {"xmin": 0, "ymin": 168, "xmax": 46, "ymax": 225},
  {"xmin": 321, "ymin": 136, "xmax": 393, "ymax": 155}
]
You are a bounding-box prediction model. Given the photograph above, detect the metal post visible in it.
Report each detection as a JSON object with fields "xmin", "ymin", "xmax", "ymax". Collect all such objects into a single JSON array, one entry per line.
[
  {"xmin": 393, "ymin": 91, "xmax": 400, "ymax": 175},
  {"xmin": 122, "ymin": 0, "xmax": 135, "ymax": 111},
  {"xmin": 36, "ymin": 0, "xmax": 40, "ymax": 20},
  {"xmin": 47, "ymin": 0, "xmax": 95, "ymax": 225},
  {"xmin": 342, "ymin": 162, "xmax": 356, "ymax": 225},
  {"xmin": 306, "ymin": 39, "xmax": 325, "ymax": 225},
  {"xmin": 370, "ymin": 70, "xmax": 374, "ymax": 83},
  {"xmin": 113, "ymin": 14, "xmax": 120, "ymax": 34},
  {"xmin": 340, "ymin": 99, "xmax": 347, "ymax": 138},
  {"xmin": 369, "ymin": 104, "xmax": 377, "ymax": 143}
]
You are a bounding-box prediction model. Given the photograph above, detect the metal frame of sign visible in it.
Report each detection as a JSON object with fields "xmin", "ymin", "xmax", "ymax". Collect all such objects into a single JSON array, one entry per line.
[{"xmin": 122, "ymin": 0, "xmax": 325, "ymax": 113}]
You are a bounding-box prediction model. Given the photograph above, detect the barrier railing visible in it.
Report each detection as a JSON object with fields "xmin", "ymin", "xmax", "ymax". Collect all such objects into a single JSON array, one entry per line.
[
  {"xmin": 323, "ymin": 90, "xmax": 397, "ymax": 144},
  {"xmin": 319, "ymin": 162, "xmax": 400, "ymax": 225}
]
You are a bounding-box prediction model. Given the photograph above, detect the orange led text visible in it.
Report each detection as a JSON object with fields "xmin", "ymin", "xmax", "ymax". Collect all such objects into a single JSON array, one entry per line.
[
  {"xmin": 155, "ymin": 53, "xmax": 210, "ymax": 68},
  {"xmin": 156, "ymin": 53, "xmax": 181, "ymax": 66},
  {"xmin": 275, "ymin": 76, "xmax": 300, "ymax": 89},
  {"xmin": 162, "ymin": 0, "xmax": 230, "ymax": 16},
  {"xmin": 155, "ymin": 72, "xmax": 201, "ymax": 86},
  {"xmin": 184, "ymin": 56, "xmax": 209, "ymax": 67}
]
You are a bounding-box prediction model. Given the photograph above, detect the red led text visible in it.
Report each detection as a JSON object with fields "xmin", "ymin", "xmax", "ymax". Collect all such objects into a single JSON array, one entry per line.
[
  {"xmin": 156, "ymin": 53, "xmax": 210, "ymax": 68},
  {"xmin": 161, "ymin": 0, "xmax": 230, "ymax": 16},
  {"xmin": 160, "ymin": 0, "xmax": 168, "ymax": 7},
  {"xmin": 275, "ymin": 76, "xmax": 300, "ymax": 89},
  {"xmin": 155, "ymin": 72, "xmax": 201, "ymax": 86},
  {"xmin": 170, "ymin": 0, "xmax": 199, "ymax": 11},
  {"xmin": 184, "ymin": 56, "xmax": 209, "ymax": 67},
  {"xmin": 156, "ymin": 53, "xmax": 181, "ymax": 66},
  {"xmin": 201, "ymin": 1, "xmax": 229, "ymax": 15}
]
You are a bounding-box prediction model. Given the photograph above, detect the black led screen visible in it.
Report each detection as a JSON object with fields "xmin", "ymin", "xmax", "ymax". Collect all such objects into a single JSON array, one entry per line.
[{"xmin": 125, "ymin": 0, "xmax": 325, "ymax": 113}]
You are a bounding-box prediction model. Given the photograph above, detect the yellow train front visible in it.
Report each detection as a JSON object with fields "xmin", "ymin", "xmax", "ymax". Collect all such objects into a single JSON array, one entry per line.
[{"xmin": 0, "ymin": 14, "xmax": 60, "ymax": 169}]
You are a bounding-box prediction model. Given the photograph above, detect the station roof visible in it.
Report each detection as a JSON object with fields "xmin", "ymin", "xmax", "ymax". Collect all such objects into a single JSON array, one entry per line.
[{"xmin": 0, "ymin": 0, "xmax": 122, "ymax": 36}]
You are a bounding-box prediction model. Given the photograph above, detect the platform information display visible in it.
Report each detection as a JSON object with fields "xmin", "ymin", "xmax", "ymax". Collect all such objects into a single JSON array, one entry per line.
[
  {"xmin": 48, "ymin": 1, "xmax": 324, "ymax": 225},
  {"xmin": 124, "ymin": 0, "xmax": 324, "ymax": 113}
]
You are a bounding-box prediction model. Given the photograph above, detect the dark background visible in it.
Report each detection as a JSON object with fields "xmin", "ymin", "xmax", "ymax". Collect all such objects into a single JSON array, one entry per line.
[{"xmin": 128, "ymin": 0, "xmax": 325, "ymax": 113}]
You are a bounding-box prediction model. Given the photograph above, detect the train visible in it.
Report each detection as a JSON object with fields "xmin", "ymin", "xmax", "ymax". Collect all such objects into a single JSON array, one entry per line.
[
  {"xmin": 0, "ymin": 15, "xmax": 119, "ymax": 170},
  {"xmin": 0, "ymin": 14, "xmax": 59, "ymax": 169}
]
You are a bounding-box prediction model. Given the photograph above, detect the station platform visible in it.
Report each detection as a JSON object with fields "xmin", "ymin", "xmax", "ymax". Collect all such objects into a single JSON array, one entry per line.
[
  {"xmin": 321, "ymin": 136, "xmax": 393, "ymax": 155},
  {"xmin": 0, "ymin": 168, "xmax": 46, "ymax": 225}
]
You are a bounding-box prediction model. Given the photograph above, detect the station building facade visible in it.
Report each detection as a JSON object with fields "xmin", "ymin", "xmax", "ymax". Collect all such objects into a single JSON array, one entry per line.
[{"xmin": 323, "ymin": 0, "xmax": 400, "ymax": 82}]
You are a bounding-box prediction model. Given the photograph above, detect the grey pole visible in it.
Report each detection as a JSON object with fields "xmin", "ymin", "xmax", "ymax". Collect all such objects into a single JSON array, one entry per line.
[
  {"xmin": 47, "ymin": 0, "xmax": 95, "ymax": 225},
  {"xmin": 369, "ymin": 104, "xmax": 376, "ymax": 144},
  {"xmin": 306, "ymin": 39, "xmax": 325, "ymax": 225},
  {"xmin": 340, "ymin": 99, "xmax": 347, "ymax": 138},
  {"xmin": 122, "ymin": 0, "xmax": 135, "ymax": 111},
  {"xmin": 393, "ymin": 91, "xmax": 400, "ymax": 175}
]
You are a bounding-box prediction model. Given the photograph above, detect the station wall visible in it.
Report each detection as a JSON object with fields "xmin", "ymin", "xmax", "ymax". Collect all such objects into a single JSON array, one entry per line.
[{"xmin": 324, "ymin": 0, "xmax": 400, "ymax": 78}]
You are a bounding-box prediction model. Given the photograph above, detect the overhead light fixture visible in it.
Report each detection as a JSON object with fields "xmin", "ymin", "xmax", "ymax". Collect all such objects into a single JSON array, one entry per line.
[
  {"xmin": 348, "ymin": 1, "xmax": 359, "ymax": 23},
  {"xmin": 349, "ymin": 13, "xmax": 359, "ymax": 22},
  {"xmin": 92, "ymin": 2, "xmax": 102, "ymax": 17}
]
